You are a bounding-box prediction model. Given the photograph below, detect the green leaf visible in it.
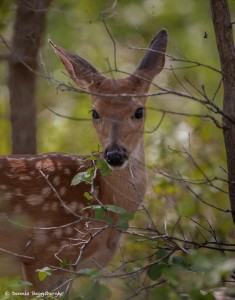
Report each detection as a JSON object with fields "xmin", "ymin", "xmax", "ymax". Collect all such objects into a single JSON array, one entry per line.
[
  {"xmin": 84, "ymin": 281, "xmax": 112, "ymax": 300},
  {"xmin": 116, "ymin": 211, "xmax": 135, "ymax": 231},
  {"xmin": 60, "ymin": 259, "xmax": 68, "ymax": 268},
  {"xmin": 172, "ymin": 256, "xmax": 186, "ymax": 266},
  {"xmin": 95, "ymin": 207, "xmax": 105, "ymax": 220},
  {"xmin": 96, "ymin": 158, "xmax": 112, "ymax": 176},
  {"xmin": 86, "ymin": 167, "xmax": 95, "ymax": 174},
  {"xmin": 116, "ymin": 219, "xmax": 129, "ymax": 231},
  {"xmin": 172, "ymin": 255, "xmax": 192, "ymax": 270},
  {"xmin": 147, "ymin": 263, "xmax": 164, "ymax": 281},
  {"xmin": 104, "ymin": 204, "xmax": 127, "ymax": 214},
  {"xmin": 155, "ymin": 249, "xmax": 170, "ymax": 263},
  {"xmin": 71, "ymin": 171, "xmax": 93, "ymax": 186},
  {"xmin": 77, "ymin": 268, "xmax": 100, "ymax": 279},
  {"xmin": 84, "ymin": 204, "xmax": 127, "ymax": 214},
  {"xmin": 83, "ymin": 204, "xmax": 126, "ymax": 224},
  {"xmin": 85, "ymin": 156, "xmax": 97, "ymax": 161},
  {"xmin": 12, "ymin": 280, "xmax": 33, "ymax": 287},
  {"xmin": 96, "ymin": 283, "xmax": 112, "ymax": 299},
  {"xmin": 37, "ymin": 267, "xmax": 52, "ymax": 281},
  {"xmin": 84, "ymin": 192, "xmax": 93, "ymax": 200},
  {"xmin": 106, "ymin": 215, "xmax": 113, "ymax": 225},
  {"xmin": 71, "ymin": 172, "xmax": 88, "ymax": 185}
]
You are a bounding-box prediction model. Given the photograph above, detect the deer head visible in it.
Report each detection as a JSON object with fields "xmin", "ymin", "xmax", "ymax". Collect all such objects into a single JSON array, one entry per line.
[{"xmin": 49, "ymin": 29, "xmax": 167, "ymax": 169}]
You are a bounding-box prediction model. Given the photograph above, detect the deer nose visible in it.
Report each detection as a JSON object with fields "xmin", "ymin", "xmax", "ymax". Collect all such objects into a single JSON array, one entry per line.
[{"xmin": 104, "ymin": 146, "xmax": 128, "ymax": 167}]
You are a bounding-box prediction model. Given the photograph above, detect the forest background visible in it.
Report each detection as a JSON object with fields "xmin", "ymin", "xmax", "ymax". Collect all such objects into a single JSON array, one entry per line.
[{"xmin": 0, "ymin": 0, "xmax": 235, "ymax": 299}]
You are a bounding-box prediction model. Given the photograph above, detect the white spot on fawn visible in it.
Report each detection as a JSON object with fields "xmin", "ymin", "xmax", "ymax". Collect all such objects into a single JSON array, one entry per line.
[
  {"xmin": 26, "ymin": 194, "xmax": 44, "ymax": 206},
  {"xmin": 64, "ymin": 226, "xmax": 73, "ymax": 235},
  {"xmin": 54, "ymin": 228, "xmax": 63, "ymax": 238},
  {"xmin": 35, "ymin": 159, "xmax": 55, "ymax": 172},
  {"xmin": 41, "ymin": 187, "xmax": 51, "ymax": 198},
  {"xmin": 35, "ymin": 161, "xmax": 42, "ymax": 169},
  {"xmin": 64, "ymin": 168, "xmax": 71, "ymax": 175},
  {"xmin": 51, "ymin": 201, "xmax": 58, "ymax": 211},
  {"xmin": 60, "ymin": 240, "xmax": 69, "ymax": 247},
  {"xmin": 43, "ymin": 203, "xmax": 49, "ymax": 211},
  {"xmin": 78, "ymin": 203, "xmax": 85, "ymax": 211},
  {"xmin": 48, "ymin": 245, "xmax": 58, "ymax": 253},
  {"xmin": 0, "ymin": 185, "xmax": 7, "ymax": 190},
  {"xmin": 6, "ymin": 172, "xmax": 14, "ymax": 178},
  {"xmin": 59, "ymin": 187, "xmax": 67, "ymax": 197},
  {"xmin": 19, "ymin": 175, "xmax": 32, "ymax": 181},
  {"xmin": 15, "ymin": 188, "xmax": 22, "ymax": 195},
  {"xmin": 37, "ymin": 231, "xmax": 48, "ymax": 244},
  {"xmin": 68, "ymin": 201, "xmax": 78, "ymax": 212},
  {"xmin": 53, "ymin": 176, "xmax": 60, "ymax": 187},
  {"xmin": 3, "ymin": 193, "xmax": 13, "ymax": 201}
]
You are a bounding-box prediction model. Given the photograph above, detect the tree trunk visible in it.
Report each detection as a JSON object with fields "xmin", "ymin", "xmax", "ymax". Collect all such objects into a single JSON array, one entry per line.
[
  {"xmin": 8, "ymin": 0, "xmax": 51, "ymax": 154},
  {"xmin": 210, "ymin": 0, "xmax": 235, "ymax": 222}
]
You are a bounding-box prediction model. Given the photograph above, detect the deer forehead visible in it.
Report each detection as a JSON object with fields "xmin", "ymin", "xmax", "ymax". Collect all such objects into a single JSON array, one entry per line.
[
  {"xmin": 98, "ymin": 78, "xmax": 137, "ymax": 93},
  {"xmin": 92, "ymin": 79, "xmax": 146, "ymax": 118}
]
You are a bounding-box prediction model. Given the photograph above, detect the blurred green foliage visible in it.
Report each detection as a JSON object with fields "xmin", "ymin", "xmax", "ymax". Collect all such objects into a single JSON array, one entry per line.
[{"xmin": 1, "ymin": 0, "xmax": 235, "ymax": 299}]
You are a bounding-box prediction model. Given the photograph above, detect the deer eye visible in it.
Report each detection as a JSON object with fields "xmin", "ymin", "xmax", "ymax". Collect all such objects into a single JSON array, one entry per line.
[
  {"xmin": 134, "ymin": 107, "xmax": 144, "ymax": 119},
  {"xmin": 91, "ymin": 109, "xmax": 100, "ymax": 120}
]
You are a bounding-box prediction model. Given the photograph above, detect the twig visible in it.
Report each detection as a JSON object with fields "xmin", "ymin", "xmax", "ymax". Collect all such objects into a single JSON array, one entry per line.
[
  {"xmin": 0, "ymin": 247, "xmax": 35, "ymax": 260},
  {"xmin": 44, "ymin": 105, "xmax": 91, "ymax": 121},
  {"xmin": 144, "ymin": 112, "xmax": 165, "ymax": 133},
  {"xmin": 129, "ymin": 46, "xmax": 222, "ymax": 74},
  {"xmin": 102, "ymin": 18, "xmax": 117, "ymax": 70},
  {"xmin": 147, "ymin": 106, "xmax": 224, "ymax": 129}
]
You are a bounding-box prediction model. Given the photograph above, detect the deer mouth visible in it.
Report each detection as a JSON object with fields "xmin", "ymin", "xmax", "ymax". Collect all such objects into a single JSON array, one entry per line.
[{"xmin": 104, "ymin": 146, "xmax": 129, "ymax": 169}]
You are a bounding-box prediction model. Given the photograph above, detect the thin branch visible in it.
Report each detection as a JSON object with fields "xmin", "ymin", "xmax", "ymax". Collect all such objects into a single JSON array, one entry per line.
[
  {"xmin": 183, "ymin": 176, "xmax": 230, "ymax": 213},
  {"xmin": 102, "ymin": 18, "xmax": 117, "ymax": 70},
  {"xmin": 0, "ymin": 247, "xmax": 35, "ymax": 260},
  {"xmin": 126, "ymin": 280, "xmax": 167, "ymax": 300},
  {"xmin": 44, "ymin": 105, "xmax": 91, "ymax": 121},
  {"xmin": 39, "ymin": 169, "xmax": 83, "ymax": 219},
  {"xmin": 144, "ymin": 112, "xmax": 165, "ymax": 133},
  {"xmin": 212, "ymin": 77, "xmax": 223, "ymax": 101},
  {"xmin": 129, "ymin": 46, "xmax": 222, "ymax": 74},
  {"xmin": 147, "ymin": 106, "xmax": 224, "ymax": 129},
  {"xmin": 170, "ymin": 65, "xmax": 194, "ymax": 97},
  {"xmin": 0, "ymin": 34, "xmax": 52, "ymax": 81},
  {"xmin": 154, "ymin": 167, "xmax": 228, "ymax": 191}
]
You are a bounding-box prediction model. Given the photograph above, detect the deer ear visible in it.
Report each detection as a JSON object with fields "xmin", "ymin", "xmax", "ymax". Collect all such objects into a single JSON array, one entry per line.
[
  {"xmin": 130, "ymin": 29, "xmax": 168, "ymax": 91},
  {"xmin": 49, "ymin": 40, "xmax": 105, "ymax": 91}
]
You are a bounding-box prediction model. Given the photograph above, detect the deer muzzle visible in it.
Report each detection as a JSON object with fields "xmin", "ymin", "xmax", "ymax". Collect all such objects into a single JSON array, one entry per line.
[{"xmin": 104, "ymin": 145, "xmax": 129, "ymax": 168}]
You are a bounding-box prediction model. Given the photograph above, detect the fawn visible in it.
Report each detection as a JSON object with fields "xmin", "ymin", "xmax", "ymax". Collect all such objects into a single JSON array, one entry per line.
[{"xmin": 0, "ymin": 29, "xmax": 167, "ymax": 295}]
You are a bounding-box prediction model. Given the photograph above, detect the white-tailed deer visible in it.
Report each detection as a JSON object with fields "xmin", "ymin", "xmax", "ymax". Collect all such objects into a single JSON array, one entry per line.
[{"xmin": 0, "ymin": 29, "xmax": 167, "ymax": 295}]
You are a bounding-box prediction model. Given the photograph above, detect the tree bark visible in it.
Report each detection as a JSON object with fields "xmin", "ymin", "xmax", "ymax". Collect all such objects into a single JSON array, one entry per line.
[
  {"xmin": 8, "ymin": 0, "xmax": 51, "ymax": 154},
  {"xmin": 210, "ymin": 0, "xmax": 235, "ymax": 222}
]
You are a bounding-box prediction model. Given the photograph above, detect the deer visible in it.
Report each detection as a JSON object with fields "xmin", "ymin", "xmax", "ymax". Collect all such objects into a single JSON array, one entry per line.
[{"xmin": 0, "ymin": 29, "xmax": 167, "ymax": 296}]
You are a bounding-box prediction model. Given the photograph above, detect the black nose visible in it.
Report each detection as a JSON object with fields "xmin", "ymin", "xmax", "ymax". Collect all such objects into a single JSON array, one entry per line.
[{"xmin": 104, "ymin": 146, "xmax": 128, "ymax": 167}]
